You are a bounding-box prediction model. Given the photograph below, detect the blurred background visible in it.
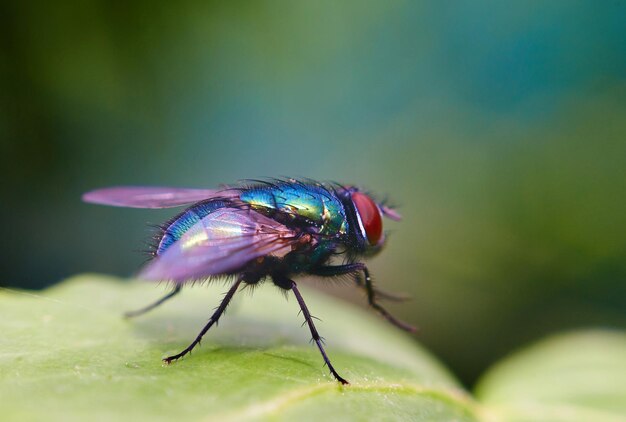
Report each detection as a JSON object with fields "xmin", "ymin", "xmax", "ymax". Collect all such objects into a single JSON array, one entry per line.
[{"xmin": 2, "ymin": 1, "xmax": 625, "ymax": 386}]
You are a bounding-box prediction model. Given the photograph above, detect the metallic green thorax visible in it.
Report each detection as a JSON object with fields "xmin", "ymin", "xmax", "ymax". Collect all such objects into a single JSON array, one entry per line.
[{"xmin": 239, "ymin": 183, "xmax": 348, "ymax": 236}]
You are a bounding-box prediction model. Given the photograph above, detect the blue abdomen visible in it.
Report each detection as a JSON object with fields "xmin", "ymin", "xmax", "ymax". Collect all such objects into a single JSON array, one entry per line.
[{"xmin": 156, "ymin": 200, "xmax": 228, "ymax": 255}]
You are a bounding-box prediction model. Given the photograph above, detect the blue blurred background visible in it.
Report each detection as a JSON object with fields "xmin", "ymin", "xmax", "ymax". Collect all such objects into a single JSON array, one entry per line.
[{"xmin": 2, "ymin": 1, "xmax": 625, "ymax": 385}]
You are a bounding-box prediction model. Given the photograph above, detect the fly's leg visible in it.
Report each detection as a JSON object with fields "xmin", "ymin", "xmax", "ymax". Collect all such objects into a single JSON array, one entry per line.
[
  {"xmin": 290, "ymin": 280, "xmax": 349, "ymax": 385},
  {"xmin": 308, "ymin": 263, "xmax": 365, "ymax": 278},
  {"xmin": 310, "ymin": 264, "xmax": 416, "ymax": 333},
  {"xmin": 352, "ymin": 272, "xmax": 411, "ymax": 302},
  {"xmin": 361, "ymin": 266, "xmax": 417, "ymax": 333},
  {"xmin": 163, "ymin": 277, "xmax": 242, "ymax": 364},
  {"xmin": 310, "ymin": 263, "xmax": 410, "ymax": 302},
  {"xmin": 361, "ymin": 284, "xmax": 411, "ymax": 302},
  {"xmin": 124, "ymin": 285, "xmax": 181, "ymax": 318}
]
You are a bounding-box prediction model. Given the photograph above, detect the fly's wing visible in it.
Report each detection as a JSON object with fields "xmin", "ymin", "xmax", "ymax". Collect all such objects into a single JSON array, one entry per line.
[
  {"xmin": 82, "ymin": 186, "xmax": 234, "ymax": 209},
  {"xmin": 139, "ymin": 208, "xmax": 302, "ymax": 283}
]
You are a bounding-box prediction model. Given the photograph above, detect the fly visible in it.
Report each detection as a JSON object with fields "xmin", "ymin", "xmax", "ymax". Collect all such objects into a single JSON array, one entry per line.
[{"xmin": 83, "ymin": 178, "xmax": 414, "ymax": 384}]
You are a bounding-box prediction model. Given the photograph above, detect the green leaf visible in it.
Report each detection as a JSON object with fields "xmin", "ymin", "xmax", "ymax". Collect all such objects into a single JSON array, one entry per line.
[
  {"xmin": 4, "ymin": 276, "xmax": 623, "ymax": 421},
  {"xmin": 475, "ymin": 330, "xmax": 626, "ymax": 422},
  {"xmin": 0, "ymin": 275, "xmax": 477, "ymax": 422}
]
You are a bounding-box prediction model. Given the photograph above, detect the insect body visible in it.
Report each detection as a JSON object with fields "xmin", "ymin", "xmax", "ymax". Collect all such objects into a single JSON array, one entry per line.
[{"xmin": 83, "ymin": 179, "xmax": 413, "ymax": 384}]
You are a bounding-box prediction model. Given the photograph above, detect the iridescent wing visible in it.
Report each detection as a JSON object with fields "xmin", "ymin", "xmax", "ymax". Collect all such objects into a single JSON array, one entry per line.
[
  {"xmin": 139, "ymin": 207, "xmax": 302, "ymax": 283},
  {"xmin": 82, "ymin": 186, "xmax": 234, "ymax": 209}
]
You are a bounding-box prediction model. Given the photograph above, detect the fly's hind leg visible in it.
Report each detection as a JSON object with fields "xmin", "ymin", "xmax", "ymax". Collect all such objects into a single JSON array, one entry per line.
[
  {"xmin": 309, "ymin": 263, "xmax": 417, "ymax": 333},
  {"xmin": 124, "ymin": 285, "xmax": 181, "ymax": 318},
  {"xmin": 163, "ymin": 277, "xmax": 243, "ymax": 364}
]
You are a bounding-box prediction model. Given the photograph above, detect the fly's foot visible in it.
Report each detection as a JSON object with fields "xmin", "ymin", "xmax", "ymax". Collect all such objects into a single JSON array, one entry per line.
[
  {"xmin": 162, "ymin": 352, "xmax": 186, "ymax": 365},
  {"xmin": 334, "ymin": 372, "xmax": 350, "ymax": 385}
]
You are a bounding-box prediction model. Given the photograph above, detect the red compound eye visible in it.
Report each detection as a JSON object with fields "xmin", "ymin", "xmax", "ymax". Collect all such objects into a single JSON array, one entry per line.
[{"xmin": 352, "ymin": 192, "xmax": 383, "ymax": 246}]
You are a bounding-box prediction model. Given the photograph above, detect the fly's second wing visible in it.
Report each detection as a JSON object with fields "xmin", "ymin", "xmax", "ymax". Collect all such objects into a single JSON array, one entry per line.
[
  {"xmin": 82, "ymin": 186, "xmax": 236, "ymax": 209},
  {"xmin": 139, "ymin": 208, "xmax": 302, "ymax": 283}
]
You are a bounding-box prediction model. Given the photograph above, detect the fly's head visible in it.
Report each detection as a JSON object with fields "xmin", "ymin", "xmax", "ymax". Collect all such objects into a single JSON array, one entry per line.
[{"xmin": 338, "ymin": 186, "xmax": 402, "ymax": 257}]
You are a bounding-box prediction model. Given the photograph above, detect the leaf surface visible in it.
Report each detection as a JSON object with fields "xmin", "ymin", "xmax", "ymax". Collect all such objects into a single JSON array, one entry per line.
[
  {"xmin": 475, "ymin": 330, "xmax": 626, "ymax": 422},
  {"xmin": 0, "ymin": 275, "xmax": 476, "ymax": 422}
]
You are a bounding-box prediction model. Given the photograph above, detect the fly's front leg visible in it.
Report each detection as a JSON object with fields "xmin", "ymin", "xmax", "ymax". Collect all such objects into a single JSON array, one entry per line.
[
  {"xmin": 310, "ymin": 263, "xmax": 416, "ymax": 333},
  {"xmin": 310, "ymin": 263, "xmax": 410, "ymax": 301},
  {"xmin": 361, "ymin": 266, "xmax": 417, "ymax": 333}
]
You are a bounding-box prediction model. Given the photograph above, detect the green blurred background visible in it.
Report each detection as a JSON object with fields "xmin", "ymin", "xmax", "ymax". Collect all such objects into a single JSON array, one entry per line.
[{"xmin": 2, "ymin": 1, "xmax": 625, "ymax": 386}]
